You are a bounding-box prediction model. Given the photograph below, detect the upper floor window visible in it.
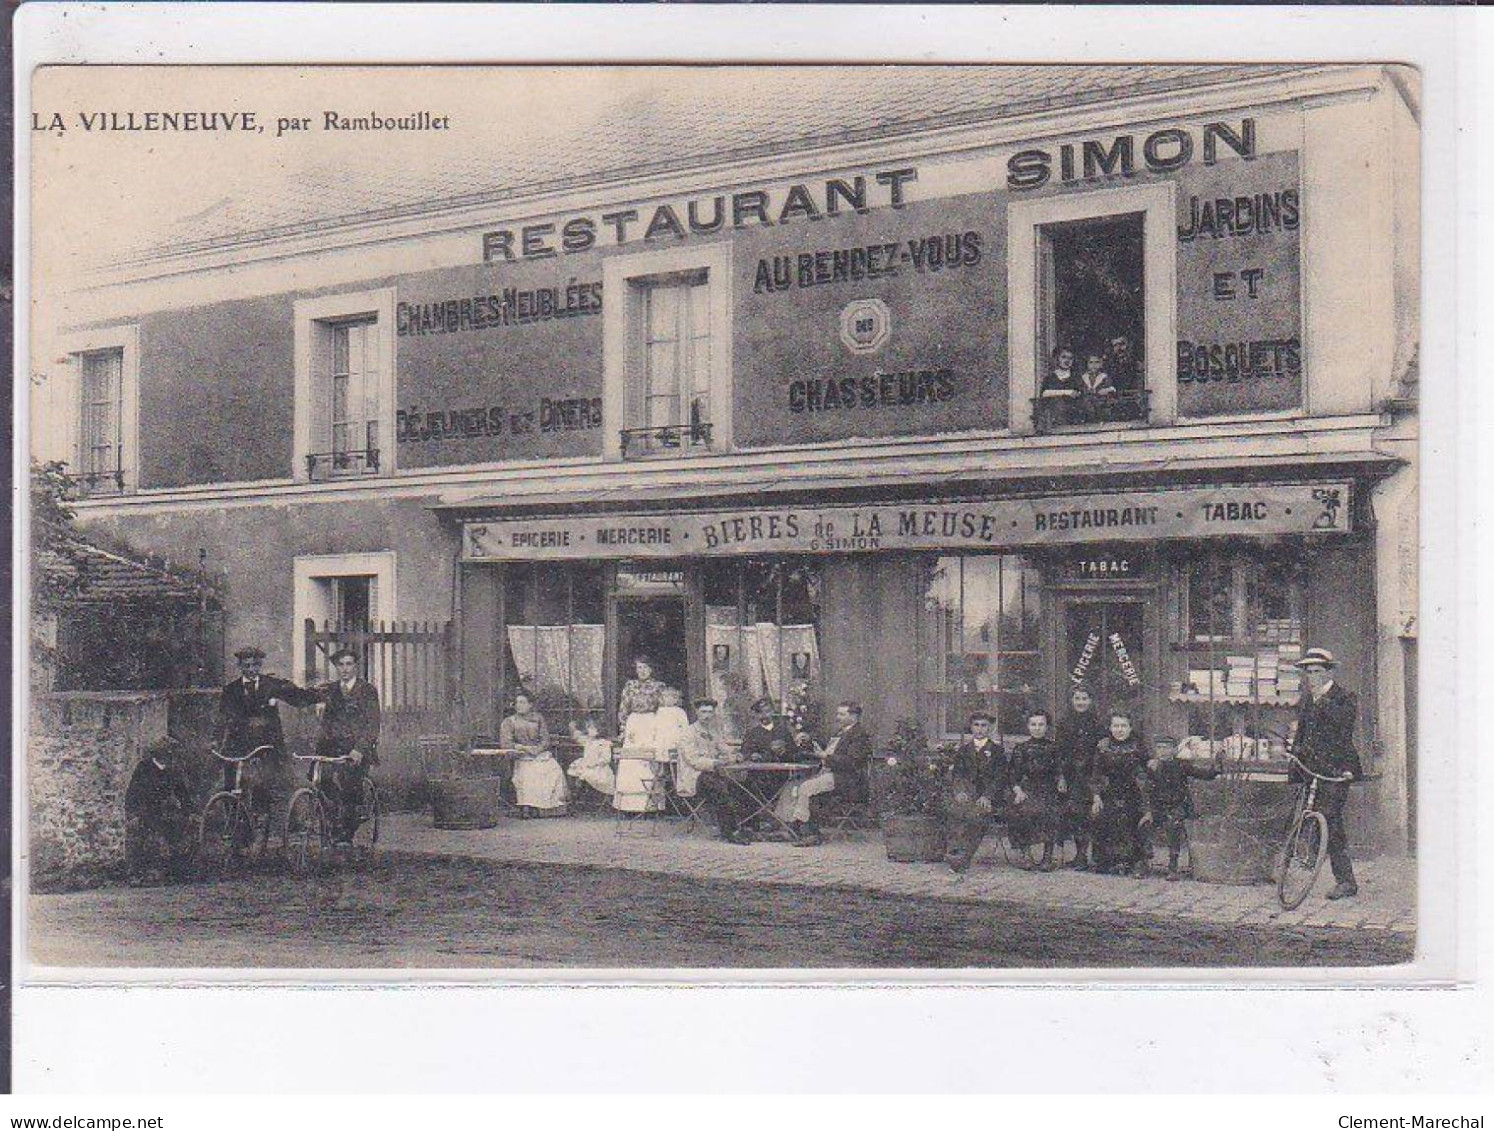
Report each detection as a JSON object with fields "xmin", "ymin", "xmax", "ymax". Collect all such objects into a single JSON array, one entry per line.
[
  {"xmin": 637, "ymin": 271, "xmax": 712, "ymax": 454},
  {"xmin": 1008, "ymin": 183, "xmax": 1175, "ymax": 435},
  {"xmin": 603, "ymin": 243, "xmax": 732, "ymax": 461},
  {"xmin": 78, "ymin": 348, "xmax": 125, "ymax": 493},
  {"xmin": 58, "ymin": 324, "xmax": 139, "ymax": 497},
  {"xmin": 1036, "ymin": 212, "xmax": 1147, "ymax": 430},
  {"xmin": 294, "ymin": 288, "xmax": 396, "ymax": 482}
]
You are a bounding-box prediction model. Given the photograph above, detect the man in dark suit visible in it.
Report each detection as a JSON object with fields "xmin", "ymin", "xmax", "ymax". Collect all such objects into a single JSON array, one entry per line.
[
  {"xmin": 1291, "ymin": 647, "xmax": 1364, "ymax": 900},
  {"xmin": 775, "ymin": 700, "xmax": 873, "ymax": 847},
  {"xmin": 216, "ymin": 646, "xmax": 320, "ymax": 843},
  {"xmin": 944, "ymin": 711, "xmax": 1001, "ymax": 874},
  {"xmin": 313, "ymin": 647, "xmax": 382, "ymax": 843}
]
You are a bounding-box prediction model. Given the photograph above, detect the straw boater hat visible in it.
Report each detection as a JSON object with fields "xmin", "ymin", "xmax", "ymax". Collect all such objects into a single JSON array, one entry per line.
[{"xmin": 1294, "ymin": 647, "xmax": 1337, "ymax": 670}]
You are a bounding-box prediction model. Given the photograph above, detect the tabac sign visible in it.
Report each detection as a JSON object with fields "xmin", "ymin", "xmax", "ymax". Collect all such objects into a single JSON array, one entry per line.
[{"xmin": 461, "ymin": 483, "xmax": 1350, "ymax": 561}]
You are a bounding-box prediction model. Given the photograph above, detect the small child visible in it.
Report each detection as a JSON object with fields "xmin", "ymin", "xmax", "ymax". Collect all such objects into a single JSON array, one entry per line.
[
  {"xmin": 1142, "ymin": 735, "xmax": 1221, "ymax": 880},
  {"xmin": 1080, "ymin": 353, "xmax": 1117, "ymax": 397},
  {"xmin": 566, "ymin": 716, "xmax": 616, "ymax": 797},
  {"xmin": 653, "ymin": 686, "xmax": 691, "ymax": 763},
  {"xmin": 1008, "ymin": 710, "xmax": 1063, "ymax": 870},
  {"xmin": 1089, "ymin": 710, "xmax": 1149, "ymax": 875}
]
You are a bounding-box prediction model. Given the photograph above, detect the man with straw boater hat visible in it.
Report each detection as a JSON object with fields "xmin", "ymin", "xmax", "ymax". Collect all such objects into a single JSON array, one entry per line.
[{"xmin": 1290, "ymin": 647, "xmax": 1364, "ymax": 900}]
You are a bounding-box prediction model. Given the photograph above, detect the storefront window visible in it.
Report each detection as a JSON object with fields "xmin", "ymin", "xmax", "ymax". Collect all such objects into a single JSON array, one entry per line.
[
  {"xmin": 921, "ymin": 555, "xmax": 1042, "ymax": 741},
  {"xmin": 502, "ymin": 563, "xmax": 607, "ymax": 738},
  {"xmin": 1169, "ymin": 549, "xmax": 1306, "ymax": 764},
  {"xmin": 704, "ymin": 558, "xmax": 822, "ymax": 740}
]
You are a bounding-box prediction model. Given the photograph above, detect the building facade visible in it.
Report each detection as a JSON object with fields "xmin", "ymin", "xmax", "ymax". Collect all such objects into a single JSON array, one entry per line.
[{"xmin": 35, "ymin": 65, "xmax": 1420, "ymax": 848}]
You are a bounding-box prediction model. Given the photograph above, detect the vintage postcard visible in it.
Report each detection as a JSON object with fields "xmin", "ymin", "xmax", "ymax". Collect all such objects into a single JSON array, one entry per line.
[{"xmin": 22, "ymin": 59, "xmax": 1422, "ymax": 976}]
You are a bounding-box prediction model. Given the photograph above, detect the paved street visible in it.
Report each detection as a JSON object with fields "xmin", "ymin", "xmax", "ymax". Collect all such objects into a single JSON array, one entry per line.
[{"xmin": 28, "ymin": 813, "xmax": 1413, "ymax": 970}]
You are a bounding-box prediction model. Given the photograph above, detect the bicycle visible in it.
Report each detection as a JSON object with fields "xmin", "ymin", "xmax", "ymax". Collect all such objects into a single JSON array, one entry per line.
[
  {"xmin": 1276, "ymin": 751, "xmax": 1354, "ymax": 910},
  {"xmin": 286, "ymin": 753, "xmax": 382, "ymax": 875},
  {"xmin": 199, "ymin": 745, "xmax": 277, "ymax": 876}
]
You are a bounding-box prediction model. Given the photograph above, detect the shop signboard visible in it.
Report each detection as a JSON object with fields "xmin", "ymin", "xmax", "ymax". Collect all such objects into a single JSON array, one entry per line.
[
  {"xmin": 615, "ymin": 567, "xmax": 687, "ymax": 594},
  {"xmin": 462, "ymin": 481, "xmax": 1351, "ymax": 561}
]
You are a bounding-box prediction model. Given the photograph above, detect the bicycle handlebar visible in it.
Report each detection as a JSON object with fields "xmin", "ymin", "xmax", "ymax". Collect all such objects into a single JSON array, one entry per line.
[
  {"xmin": 212, "ymin": 745, "xmax": 277, "ymax": 763},
  {"xmin": 1284, "ymin": 751, "xmax": 1354, "ymax": 783},
  {"xmin": 292, "ymin": 753, "xmax": 359, "ymax": 764}
]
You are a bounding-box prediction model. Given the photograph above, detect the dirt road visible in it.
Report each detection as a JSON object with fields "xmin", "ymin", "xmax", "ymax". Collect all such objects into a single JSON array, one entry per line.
[{"xmin": 29, "ymin": 852, "xmax": 1413, "ymax": 969}]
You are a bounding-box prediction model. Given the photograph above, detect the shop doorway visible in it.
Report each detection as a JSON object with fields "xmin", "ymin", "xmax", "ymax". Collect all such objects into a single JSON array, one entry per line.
[
  {"xmin": 1060, "ymin": 598, "xmax": 1151, "ymax": 734},
  {"xmin": 615, "ymin": 597, "xmax": 689, "ymax": 699}
]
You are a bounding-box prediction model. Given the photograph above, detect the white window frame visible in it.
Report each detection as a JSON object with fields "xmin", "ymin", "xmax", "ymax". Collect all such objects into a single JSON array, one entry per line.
[
  {"xmin": 60, "ymin": 324, "xmax": 140, "ymax": 493},
  {"xmin": 292, "ymin": 551, "xmax": 397, "ymax": 694},
  {"xmin": 602, "ymin": 242, "xmax": 733, "ymax": 461},
  {"xmin": 1007, "ymin": 183, "xmax": 1177, "ymax": 434},
  {"xmin": 293, "ymin": 287, "xmax": 397, "ymax": 482}
]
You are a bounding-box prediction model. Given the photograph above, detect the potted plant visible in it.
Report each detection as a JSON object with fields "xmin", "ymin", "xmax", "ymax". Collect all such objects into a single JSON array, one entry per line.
[{"xmin": 871, "ymin": 719, "xmax": 953, "ymax": 863}]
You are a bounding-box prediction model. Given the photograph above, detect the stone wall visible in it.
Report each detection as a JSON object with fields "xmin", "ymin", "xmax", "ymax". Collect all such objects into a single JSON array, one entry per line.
[
  {"xmin": 27, "ymin": 690, "xmax": 229, "ymax": 890},
  {"xmin": 28, "ymin": 693, "xmax": 169, "ymax": 889}
]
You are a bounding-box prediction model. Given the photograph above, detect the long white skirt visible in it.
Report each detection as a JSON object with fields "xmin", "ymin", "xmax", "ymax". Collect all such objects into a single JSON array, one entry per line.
[
  {"xmin": 613, "ymin": 755, "xmax": 665, "ymax": 813},
  {"xmin": 512, "ymin": 754, "xmax": 569, "ymax": 811}
]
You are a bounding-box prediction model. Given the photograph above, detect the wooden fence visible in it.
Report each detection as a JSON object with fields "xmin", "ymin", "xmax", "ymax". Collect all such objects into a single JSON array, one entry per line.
[{"xmin": 303, "ymin": 618, "xmax": 456, "ymax": 715}]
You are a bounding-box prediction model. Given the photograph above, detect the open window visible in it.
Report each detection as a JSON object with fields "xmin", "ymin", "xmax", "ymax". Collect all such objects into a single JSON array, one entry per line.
[{"xmin": 1008, "ymin": 183, "xmax": 1176, "ymax": 434}]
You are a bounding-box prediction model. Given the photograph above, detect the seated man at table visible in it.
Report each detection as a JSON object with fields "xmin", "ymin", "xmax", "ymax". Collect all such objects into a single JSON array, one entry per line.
[
  {"xmin": 677, "ymin": 698, "xmax": 753, "ymax": 846},
  {"xmin": 737, "ymin": 698, "xmax": 814, "ymax": 835},
  {"xmin": 775, "ymin": 701, "xmax": 873, "ymax": 847}
]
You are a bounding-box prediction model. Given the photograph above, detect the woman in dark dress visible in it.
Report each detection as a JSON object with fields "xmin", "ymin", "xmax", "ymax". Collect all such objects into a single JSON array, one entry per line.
[
  {"xmin": 1054, "ymin": 685, "xmax": 1108, "ymax": 870},
  {"xmin": 1088, "ymin": 710, "xmax": 1150, "ymax": 875}
]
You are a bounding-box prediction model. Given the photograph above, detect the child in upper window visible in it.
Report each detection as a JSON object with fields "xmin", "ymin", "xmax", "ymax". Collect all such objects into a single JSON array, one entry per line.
[{"xmin": 1079, "ymin": 352, "xmax": 1117, "ymax": 397}]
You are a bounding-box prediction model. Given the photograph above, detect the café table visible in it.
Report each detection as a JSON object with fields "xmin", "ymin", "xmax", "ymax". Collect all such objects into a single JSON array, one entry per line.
[{"xmin": 720, "ymin": 760, "xmax": 820, "ymax": 840}]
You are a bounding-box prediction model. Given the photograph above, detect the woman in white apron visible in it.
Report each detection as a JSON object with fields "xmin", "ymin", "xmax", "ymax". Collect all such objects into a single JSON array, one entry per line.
[
  {"xmin": 501, "ymin": 690, "xmax": 568, "ymax": 817},
  {"xmin": 614, "ymin": 705, "xmax": 665, "ymax": 814}
]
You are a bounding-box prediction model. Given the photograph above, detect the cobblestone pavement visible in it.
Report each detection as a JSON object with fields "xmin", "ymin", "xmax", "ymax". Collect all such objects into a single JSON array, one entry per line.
[{"xmin": 382, "ymin": 812, "xmax": 1416, "ymax": 937}]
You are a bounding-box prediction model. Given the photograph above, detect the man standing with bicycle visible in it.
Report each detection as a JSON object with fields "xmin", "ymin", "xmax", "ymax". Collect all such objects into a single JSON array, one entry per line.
[
  {"xmin": 1290, "ymin": 648, "xmax": 1364, "ymax": 900},
  {"xmin": 216, "ymin": 645, "xmax": 321, "ymax": 851},
  {"xmin": 312, "ymin": 647, "xmax": 381, "ymax": 845}
]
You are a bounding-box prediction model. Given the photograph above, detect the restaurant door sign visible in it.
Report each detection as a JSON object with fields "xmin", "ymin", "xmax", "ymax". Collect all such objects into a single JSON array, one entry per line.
[{"xmin": 462, "ymin": 482, "xmax": 1351, "ymax": 561}]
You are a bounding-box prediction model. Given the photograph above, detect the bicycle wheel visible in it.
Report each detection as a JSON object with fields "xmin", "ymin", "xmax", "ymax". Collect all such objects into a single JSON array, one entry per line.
[
  {"xmin": 286, "ymin": 789, "xmax": 329, "ymax": 875},
  {"xmin": 350, "ymin": 778, "xmax": 381, "ymax": 850},
  {"xmin": 199, "ymin": 793, "xmax": 252, "ymax": 877},
  {"xmin": 1277, "ymin": 809, "xmax": 1329, "ymax": 910}
]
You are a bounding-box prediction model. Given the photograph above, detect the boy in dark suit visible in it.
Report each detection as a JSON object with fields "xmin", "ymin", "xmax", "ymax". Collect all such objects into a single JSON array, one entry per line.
[
  {"xmin": 944, "ymin": 711, "xmax": 999, "ymax": 874},
  {"xmin": 313, "ymin": 647, "xmax": 382, "ymax": 844},
  {"xmin": 1141, "ymin": 735, "xmax": 1219, "ymax": 880}
]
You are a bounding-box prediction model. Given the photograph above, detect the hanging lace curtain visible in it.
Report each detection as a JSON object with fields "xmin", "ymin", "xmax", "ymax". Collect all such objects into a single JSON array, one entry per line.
[{"xmin": 570, "ymin": 624, "xmax": 605, "ymax": 710}]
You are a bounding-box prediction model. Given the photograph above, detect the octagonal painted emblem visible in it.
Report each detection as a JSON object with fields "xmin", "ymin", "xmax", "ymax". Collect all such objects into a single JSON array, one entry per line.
[{"xmin": 838, "ymin": 299, "xmax": 891, "ymax": 355}]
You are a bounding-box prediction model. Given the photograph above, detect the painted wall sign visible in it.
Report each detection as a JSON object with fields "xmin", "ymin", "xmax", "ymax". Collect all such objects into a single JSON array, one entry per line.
[
  {"xmin": 838, "ymin": 299, "xmax": 891, "ymax": 355},
  {"xmin": 397, "ymin": 397, "xmax": 602, "ymax": 443},
  {"xmin": 1006, "ymin": 119, "xmax": 1257, "ymax": 190},
  {"xmin": 616, "ymin": 567, "xmax": 687, "ymax": 594},
  {"xmin": 1174, "ymin": 150, "xmax": 1303, "ymax": 416},
  {"xmin": 396, "ymin": 281, "xmax": 602, "ymax": 336},
  {"xmin": 461, "ymin": 482, "xmax": 1352, "ymax": 561},
  {"xmin": 482, "ymin": 168, "xmax": 919, "ymax": 263},
  {"xmin": 1060, "ymin": 550, "xmax": 1155, "ymax": 582}
]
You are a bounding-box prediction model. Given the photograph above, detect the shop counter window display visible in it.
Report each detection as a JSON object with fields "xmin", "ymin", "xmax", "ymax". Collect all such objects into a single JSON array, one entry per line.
[{"xmin": 1167, "ymin": 550, "xmax": 1306, "ymax": 775}]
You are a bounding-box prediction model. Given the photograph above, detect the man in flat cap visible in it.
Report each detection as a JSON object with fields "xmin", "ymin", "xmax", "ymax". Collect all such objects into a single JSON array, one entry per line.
[
  {"xmin": 1290, "ymin": 647, "xmax": 1364, "ymax": 900},
  {"xmin": 216, "ymin": 645, "xmax": 320, "ymax": 849},
  {"xmin": 312, "ymin": 647, "xmax": 381, "ymax": 844}
]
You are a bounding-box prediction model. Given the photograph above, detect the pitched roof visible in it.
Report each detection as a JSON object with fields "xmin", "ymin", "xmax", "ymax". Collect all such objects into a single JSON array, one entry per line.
[
  {"xmin": 40, "ymin": 535, "xmax": 215, "ymax": 606},
  {"xmin": 145, "ymin": 64, "xmax": 1323, "ymax": 257}
]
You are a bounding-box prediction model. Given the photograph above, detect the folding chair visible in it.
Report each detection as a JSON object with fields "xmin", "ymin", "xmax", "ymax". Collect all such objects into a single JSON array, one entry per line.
[
  {"xmin": 612, "ymin": 753, "xmax": 669, "ymax": 836},
  {"xmin": 665, "ymin": 763, "xmax": 713, "ymax": 834},
  {"xmin": 820, "ymin": 796, "xmax": 877, "ymax": 838}
]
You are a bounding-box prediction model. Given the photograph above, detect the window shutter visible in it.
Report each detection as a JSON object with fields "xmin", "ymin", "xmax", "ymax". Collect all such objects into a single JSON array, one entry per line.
[
  {"xmin": 308, "ymin": 323, "xmax": 332, "ymax": 467},
  {"xmin": 1037, "ymin": 229, "xmax": 1057, "ymax": 374}
]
